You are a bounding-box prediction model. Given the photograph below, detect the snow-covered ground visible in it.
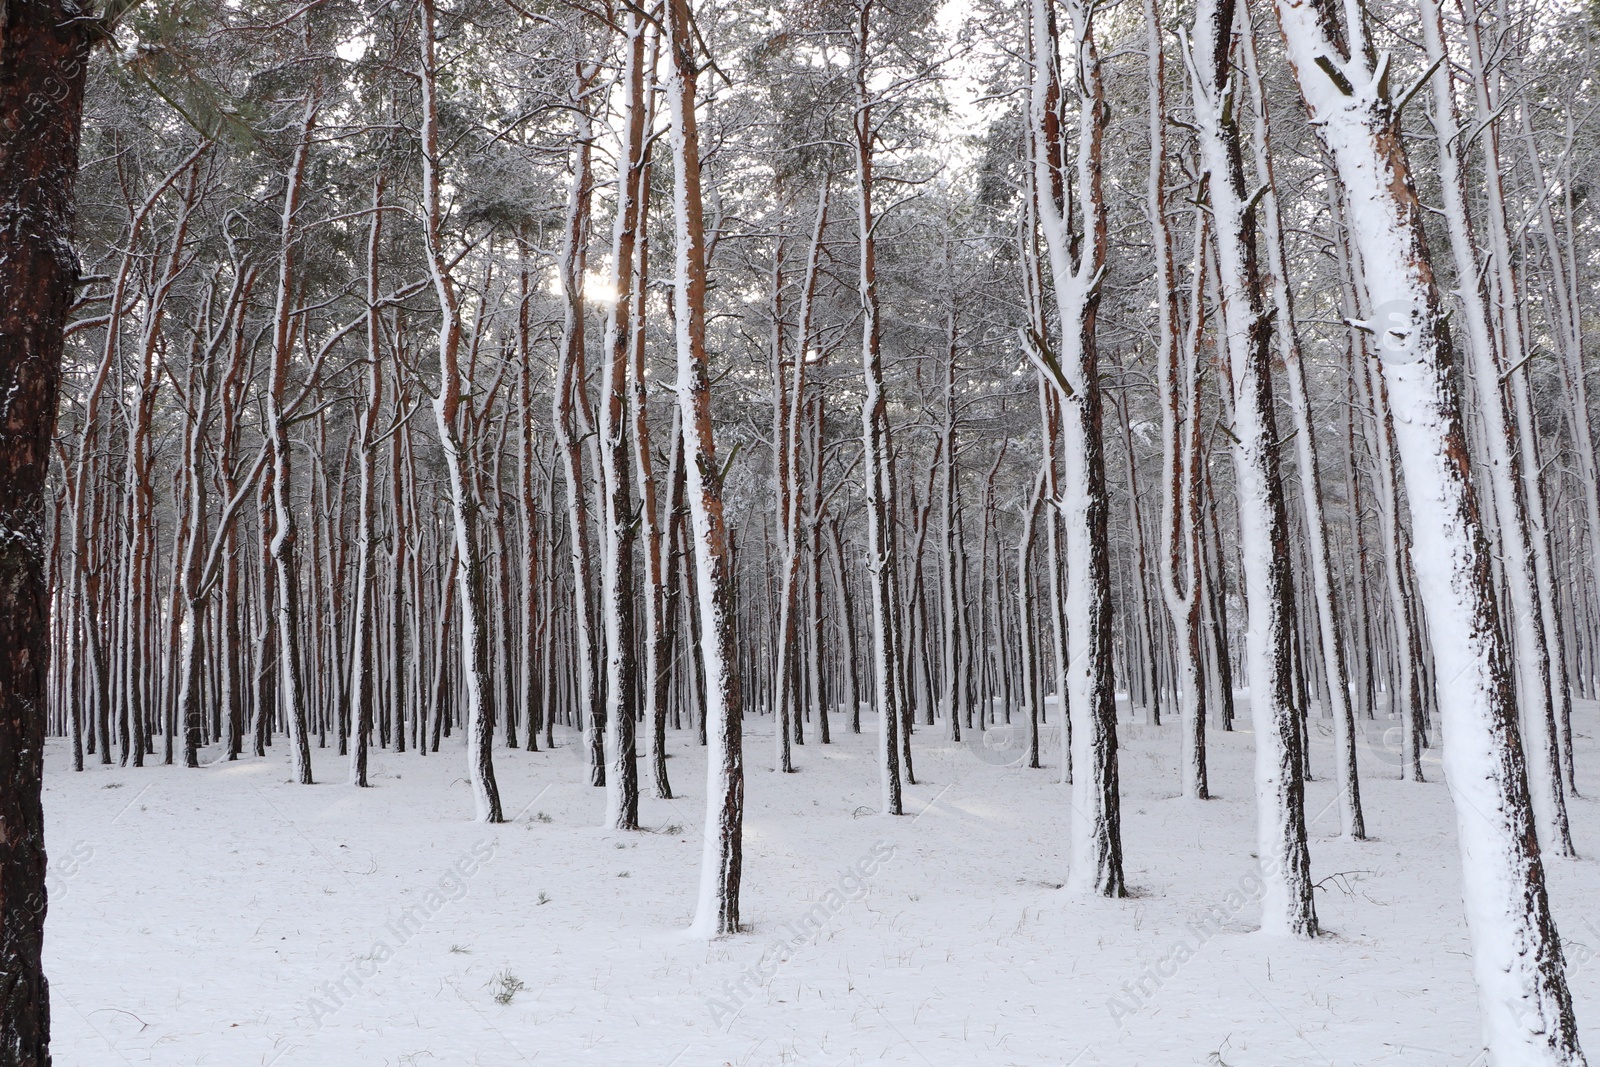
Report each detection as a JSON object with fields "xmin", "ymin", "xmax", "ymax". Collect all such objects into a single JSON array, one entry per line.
[{"xmin": 43, "ymin": 698, "xmax": 1600, "ymax": 1066}]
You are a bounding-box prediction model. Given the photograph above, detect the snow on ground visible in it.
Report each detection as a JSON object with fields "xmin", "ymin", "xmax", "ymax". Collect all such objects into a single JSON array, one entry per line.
[{"xmin": 43, "ymin": 698, "xmax": 1600, "ymax": 1066}]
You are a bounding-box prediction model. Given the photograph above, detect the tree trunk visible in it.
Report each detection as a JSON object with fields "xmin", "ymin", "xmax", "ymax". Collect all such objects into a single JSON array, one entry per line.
[
  {"xmin": 554, "ymin": 61, "xmax": 604, "ymax": 789},
  {"xmin": 348, "ymin": 175, "xmax": 387, "ymax": 787},
  {"xmin": 597, "ymin": 10, "xmax": 650, "ymax": 830},
  {"xmin": 1239, "ymin": 22, "xmax": 1362, "ymax": 839},
  {"xmin": 265, "ymin": 95, "xmax": 319, "ymax": 786},
  {"xmin": 1188, "ymin": 0, "xmax": 1318, "ymax": 934},
  {"xmin": 1, "ymin": 2, "xmax": 93, "ymax": 1059},
  {"xmin": 1027, "ymin": 0, "xmax": 1124, "ymax": 897},
  {"xmin": 666, "ymin": 0, "xmax": 745, "ymax": 936},
  {"xmin": 851, "ymin": 10, "xmax": 903, "ymax": 818},
  {"xmin": 420, "ymin": 0, "xmax": 501, "ymax": 822},
  {"xmin": 1272, "ymin": 0, "xmax": 1585, "ymax": 1054}
]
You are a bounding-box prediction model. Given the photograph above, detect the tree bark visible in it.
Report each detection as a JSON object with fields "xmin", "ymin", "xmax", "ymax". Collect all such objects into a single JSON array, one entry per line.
[
  {"xmin": 420, "ymin": 0, "xmax": 502, "ymax": 821},
  {"xmin": 1238, "ymin": 21, "xmax": 1362, "ymax": 839},
  {"xmin": 1, "ymin": 2, "xmax": 94, "ymax": 1060},
  {"xmin": 1272, "ymin": 0, "xmax": 1585, "ymax": 1053},
  {"xmin": 1027, "ymin": 0, "xmax": 1124, "ymax": 897},
  {"xmin": 597, "ymin": 10, "xmax": 650, "ymax": 830},
  {"xmin": 851, "ymin": 5, "xmax": 904, "ymax": 817},
  {"xmin": 265, "ymin": 95, "xmax": 319, "ymax": 786},
  {"xmin": 665, "ymin": 0, "xmax": 745, "ymax": 936},
  {"xmin": 1188, "ymin": 0, "xmax": 1316, "ymax": 934}
]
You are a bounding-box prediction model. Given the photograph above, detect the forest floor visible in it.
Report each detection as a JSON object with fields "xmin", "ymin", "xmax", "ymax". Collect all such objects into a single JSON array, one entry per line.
[{"xmin": 42, "ymin": 695, "xmax": 1600, "ymax": 1066}]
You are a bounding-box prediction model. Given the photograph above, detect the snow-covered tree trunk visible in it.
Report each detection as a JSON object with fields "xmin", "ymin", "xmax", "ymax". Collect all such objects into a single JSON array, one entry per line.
[
  {"xmin": 1238, "ymin": 22, "xmax": 1362, "ymax": 839},
  {"xmin": 251, "ymin": 465, "xmax": 275, "ymax": 758},
  {"xmin": 348, "ymin": 175, "xmax": 386, "ymax": 788},
  {"xmin": 647, "ymin": 409, "xmax": 686, "ymax": 797},
  {"xmin": 1199, "ymin": 467, "xmax": 1237, "ymax": 733},
  {"xmin": 419, "ymin": 0, "xmax": 502, "ymax": 823},
  {"xmin": 1018, "ymin": 468, "xmax": 1048, "ymax": 766},
  {"xmin": 665, "ymin": 0, "xmax": 745, "ymax": 936},
  {"xmin": 625, "ymin": 40, "xmax": 672, "ymax": 797},
  {"xmin": 1338, "ymin": 356, "xmax": 1377, "ymax": 728},
  {"xmin": 1272, "ymin": 0, "xmax": 1586, "ymax": 1054},
  {"xmin": 771, "ymin": 240, "xmax": 795, "ymax": 773},
  {"xmin": 938, "ymin": 308, "xmax": 967, "ymax": 744},
  {"xmin": 1335, "ymin": 196, "xmax": 1425, "ymax": 784},
  {"xmin": 1021, "ymin": 219, "xmax": 1068, "ymax": 776},
  {"xmin": 773, "ymin": 183, "xmax": 829, "ymax": 776},
  {"xmin": 1026, "ymin": 0, "xmax": 1124, "ymax": 897},
  {"xmin": 1417, "ymin": 0, "xmax": 1572, "ymax": 855},
  {"xmin": 851, "ymin": 11, "xmax": 904, "ymax": 817},
  {"xmin": 597, "ymin": 9, "xmax": 650, "ymax": 831},
  {"xmin": 265, "ymin": 95, "xmax": 319, "ymax": 787},
  {"xmin": 896, "ymin": 465, "xmax": 934, "ymax": 780},
  {"xmin": 553, "ymin": 62, "xmax": 604, "ymax": 788},
  {"xmin": 390, "ymin": 376, "xmax": 413, "ymax": 755},
  {"xmin": 1112, "ymin": 388, "xmax": 1160, "ymax": 728},
  {"xmin": 178, "ymin": 269, "xmax": 252, "ymax": 770},
  {"xmin": 515, "ymin": 246, "xmax": 543, "ymax": 755},
  {"xmin": 1039, "ymin": 389, "xmax": 1069, "ymax": 779},
  {"xmin": 828, "ymin": 517, "xmax": 864, "ymax": 735},
  {"xmin": 804, "ymin": 397, "xmax": 830, "ymax": 745},
  {"xmin": 1152, "ymin": 163, "xmax": 1209, "ymax": 798},
  {"xmin": 1186, "ymin": 0, "xmax": 1316, "ymax": 935}
]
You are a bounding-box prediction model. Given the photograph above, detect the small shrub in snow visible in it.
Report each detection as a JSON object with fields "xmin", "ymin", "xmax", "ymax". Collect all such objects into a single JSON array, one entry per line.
[{"xmin": 490, "ymin": 970, "xmax": 525, "ymax": 1005}]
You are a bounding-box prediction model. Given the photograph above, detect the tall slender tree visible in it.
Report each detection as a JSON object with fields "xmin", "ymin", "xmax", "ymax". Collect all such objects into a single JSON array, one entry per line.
[
  {"xmin": 1026, "ymin": 0, "xmax": 1125, "ymax": 897},
  {"xmin": 419, "ymin": 0, "xmax": 502, "ymax": 822},
  {"xmin": 665, "ymin": 0, "xmax": 744, "ymax": 936},
  {"xmin": 1186, "ymin": 0, "xmax": 1316, "ymax": 935}
]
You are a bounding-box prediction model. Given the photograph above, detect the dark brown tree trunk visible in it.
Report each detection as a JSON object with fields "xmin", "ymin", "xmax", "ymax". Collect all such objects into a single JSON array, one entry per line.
[{"xmin": 1, "ymin": 3, "xmax": 93, "ymax": 1062}]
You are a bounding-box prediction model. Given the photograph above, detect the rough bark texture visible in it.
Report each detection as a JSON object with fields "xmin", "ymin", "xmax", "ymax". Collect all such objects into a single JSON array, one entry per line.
[
  {"xmin": 420, "ymin": 0, "xmax": 501, "ymax": 822},
  {"xmin": 1028, "ymin": 0, "xmax": 1125, "ymax": 897},
  {"xmin": 1238, "ymin": 23, "xmax": 1363, "ymax": 840},
  {"xmin": 666, "ymin": 0, "xmax": 744, "ymax": 936},
  {"xmin": 1189, "ymin": 0, "xmax": 1316, "ymax": 936},
  {"xmin": 1, "ymin": 3, "xmax": 92, "ymax": 1063},
  {"xmin": 265, "ymin": 95, "xmax": 318, "ymax": 786},
  {"xmin": 598, "ymin": 10, "xmax": 648, "ymax": 830},
  {"xmin": 851, "ymin": 6, "xmax": 904, "ymax": 818}
]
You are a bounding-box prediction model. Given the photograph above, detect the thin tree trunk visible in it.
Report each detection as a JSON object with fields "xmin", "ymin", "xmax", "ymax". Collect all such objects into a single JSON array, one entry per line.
[
  {"xmin": 420, "ymin": 0, "xmax": 501, "ymax": 821},
  {"xmin": 265, "ymin": 96, "xmax": 319, "ymax": 786},
  {"xmin": 773, "ymin": 184, "xmax": 830, "ymax": 775},
  {"xmin": 1188, "ymin": 0, "xmax": 1316, "ymax": 933},
  {"xmin": 851, "ymin": 10, "xmax": 903, "ymax": 817},
  {"xmin": 666, "ymin": 0, "xmax": 744, "ymax": 935},
  {"xmin": 554, "ymin": 62, "xmax": 604, "ymax": 789},
  {"xmin": 1027, "ymin": 0, "xmax": 1124, "ymax": 896},
  {"xmin": 598, "ymin": 11, "xmax": 650, "ymax": 830},
  {"xmin": 1239, "ymin": 21, "xmax": 1362, "ymax": 839},
  {"xmin": 348, "ymin": 174, "xmax": 386, "ymax": 787}
]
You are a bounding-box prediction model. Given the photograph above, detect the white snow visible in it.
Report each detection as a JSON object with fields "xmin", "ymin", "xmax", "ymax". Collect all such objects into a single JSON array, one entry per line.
[{"xmin": 42, "ymin": 700, "xmax": 1600, "ymax": 1065}]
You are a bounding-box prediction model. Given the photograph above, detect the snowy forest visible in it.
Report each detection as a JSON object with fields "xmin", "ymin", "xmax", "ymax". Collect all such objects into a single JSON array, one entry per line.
[{"xmin": 3, "ymin": 0, "xmax": 1600, "ymax": 1062}]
